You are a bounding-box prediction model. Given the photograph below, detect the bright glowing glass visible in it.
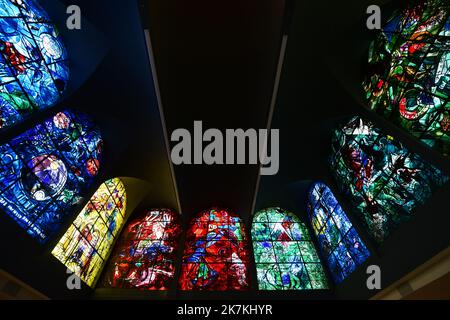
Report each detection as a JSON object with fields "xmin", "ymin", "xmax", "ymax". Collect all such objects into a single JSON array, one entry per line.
[
  {"xmin": 52, "ymin": 178, "xmax": 127, "ymax": 287},
  {"xmin": 331, "ymin": 117, "xmax": 448, "ymax": 243},
  {"xmin": 0, "ymin": 110, "xmax": 102, "ymax": 242},
  {"xmin": 179, "ymin": 208, "xmax": 250, "ymax": 291},
  {"xmin": 0, "ymin": 0, "xmax": 69, "ymax": 130},
  {"xmin": 307, "ymin": 182, "xmax": 370, "ymax": 284},
  {"xmin": 364, "ymin": 0, "xmax": 450, "ymax": 156},
  {"xmin": 102, "ymin": 209, "xmax": 182, "ymax": 290},
  {"xmin": 252, "ymin": 207, "xmax": 328, "ymax": 290}
]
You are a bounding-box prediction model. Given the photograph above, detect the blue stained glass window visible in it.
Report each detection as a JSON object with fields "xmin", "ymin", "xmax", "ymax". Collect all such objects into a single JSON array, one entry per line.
[
  {"xmin": 307, "ymin": 182, "xmax": 370, "ymax": 284},
  {"xmin": 0, "ymin": 0, "xmax": 69, "ymax": 130},
  {"xmin": 0, "ymin": 110, "xmax": 102, "ymax": 242},
  {"xmin": 330, "ymin": 117, "xmax": 449, "ymax": 243}
]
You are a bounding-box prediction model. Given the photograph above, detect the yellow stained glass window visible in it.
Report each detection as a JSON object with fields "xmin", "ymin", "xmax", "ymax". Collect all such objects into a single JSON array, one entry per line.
[{"xmin": 51, "ymin": 178, "xmax": 127, "ymax": 287}]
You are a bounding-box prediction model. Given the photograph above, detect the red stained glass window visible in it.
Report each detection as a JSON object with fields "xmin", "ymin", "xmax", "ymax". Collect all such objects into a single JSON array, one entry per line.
[
  {"xmin": 179, "ymin": 208, "xmax": 251, "ymax": 291},
  {"xmin": 101, "ymin": 209, "xmax": 181, "ymax": 290}
]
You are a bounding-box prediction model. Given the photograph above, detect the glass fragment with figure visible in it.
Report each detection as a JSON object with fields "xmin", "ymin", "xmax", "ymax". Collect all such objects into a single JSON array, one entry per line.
[
  {"xmin": 179, "ymin": 208, "xmax": 250, "ymax": 291},
  {"xmin": 364, "ymin": 0, "xmax": 450, "ymax": 156},
  {"xmin": 0, "ymin": 0, "xmax": 69, "ymax": 130},
  {"xmin": 0, "ymin": 110, "xmax": 102, "ymax": 242},
  {"xmin": 330, "ymin": 117, "xmax": 448, "ymax": 243},
  {"xmin": 308, "ymin": 182, "xmax": 370, "ymax": 284},
  {"xmin": 252, "ymin": 207, "xmax": 328, "ymax": 290},
  {"xmin": 102, "ymin": 209, "xmax": 182, "ymax": 290},
  {"xmin": 52, "ymin": 178, "xmax": 126, "ymax": 287}
]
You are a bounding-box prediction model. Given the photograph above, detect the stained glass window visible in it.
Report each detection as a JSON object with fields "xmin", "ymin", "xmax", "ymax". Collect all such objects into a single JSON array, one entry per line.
[
  {"xmin": 0, "ymin": 110, "xmax": 102, "ymax": 242},
  {"xmin": 307, "ymin": 182, "xmax": 370, "ymax": 284},
  {"xmin": 0, "ymin": 0, "xmax": 69, "ymax": 130},
  {"xmin": 52, "ymin": 178, "xmax": 126, "ymax": 287},
  {"xmin": 252, "ymin": 207, "xmax": 328, "ymax": 290},
  {"xmin": 364, "ymin": 0, "xmax": 450, "ymax": 156},
  {"xmin": 101, "ymin": 209, "xmax": 181, "ymax": 290},
  {"xmin": 331, "ymin": 117, "xmax": 448, "ymax": 243},
  {"xmin": 179, "ymin": 208, "xmax": 250, "ymax": 291}
]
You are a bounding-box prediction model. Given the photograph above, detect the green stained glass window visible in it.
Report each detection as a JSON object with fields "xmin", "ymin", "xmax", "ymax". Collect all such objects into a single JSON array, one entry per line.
[
  {"xmin": 364, "ymin": 0, "xmax": 450, "ymax": 156},
  {"xmin": 331, "ymin": 117, "xmax": 448, "ymax": 243},
  {"xmin": 251, "ymin": 207, "xmax": 328, "ymax": 290}
]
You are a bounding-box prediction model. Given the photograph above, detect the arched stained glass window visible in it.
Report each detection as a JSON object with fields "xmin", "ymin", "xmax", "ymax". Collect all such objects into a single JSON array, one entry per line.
[
  {"xmin": 252, "ymin": 207, "xmax": 328, "ymax": 290},
  {"xmin": 331, "ymin": 117, "xmax": 448, "ymax": 243},
  {"xmin": 179, "ymin": 208, "xmax": 250, "ymax": 291},
  {"xmin": 0, "ymin": 110, "xmax": 102, "ymax": 242},
  {"xmin": 101, "ymin": 209, "xmax": 182, "ymax": 290},
  {"xmin": 307, "ymin": 182, "xmax": 370, "ymax": 284},
  {"xmin": 364, "ymin": 0, "xmax": 450, "ymax": 156},
  {"xmin": 52, "ymin": 178, "xmax": 126, "ymax": 287},
  {"xmin": 0, "ymin": 0, "xmax": 69, "ymax": 130}
]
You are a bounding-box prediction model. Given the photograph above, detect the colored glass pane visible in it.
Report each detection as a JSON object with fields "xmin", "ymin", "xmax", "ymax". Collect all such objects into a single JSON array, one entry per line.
[
  {"xmin": 179, "ymin": 208, "xmax": 250, "ymax": 291},
  {"xmin": 102, "ymin": 209, "xmax": 182, "ymax": 290},
  {"xmin": 0, "ymin": 110, "xmax": 102, "ymax": 242},
  {"xmin": 307, "ymin": 182, "xmax": 370, "ymax": 284},
  {"xmin": 364, "ymin": 0, "xmax": 450, "ymax": 156},
  {"xmin": 51, "ymin": 178, "xmax": 126, "ymax": 287},
  {"xmin": 331, "ymin": 117, "xmax": 448, "ymax": 243},
  {"xmin": 0, "ymin": 0, "xmax": 69, "ymax": 130},
  {"xmin": 252, "ymin": 207, "xmax": 328, "ymax": 290}
]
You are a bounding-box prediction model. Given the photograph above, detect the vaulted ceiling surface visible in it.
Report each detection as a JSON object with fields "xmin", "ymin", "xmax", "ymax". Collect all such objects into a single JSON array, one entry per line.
[{"xmin": 143, "ymin": 0, "xmax": 286, "ymax": 222}]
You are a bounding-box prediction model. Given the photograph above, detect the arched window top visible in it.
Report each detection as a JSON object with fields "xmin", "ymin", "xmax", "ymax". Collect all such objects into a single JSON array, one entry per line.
[
  {"xmin": 0, "ymin": 110, "xmax": 102, "ymax": 242},
  {"xmin": 364, "ymin": 0, "xmax": 450, "ymax": 156},
  {"xmin": 253, "ymin": 206, "xmax": 301, "ymax": 224},
  {"xmin": 52, "ymin": 178, "xmax": 126, "ymax": 287},
  {"xmin": 101, "ymin": 209, "xmax": 182, "ymax": 290},
  {"xmin": 179, "ymin": 208, "xmax": 250, "ymax": 291},
  {"xmin": 331, "ymin": 117, "xmax": 448, "ymax": 243},
  {"xmin": 252, "ymin": 207, "xmax": 328, "ymax": 290},
  {"xmin": 252, "ymin": 207, "xmax": 309, "ymax": 242},
  {"xmin": 307, "ymin": 182, "xmax": 370, "ymax": 284},
  {"xmin": 0, "ymin": 0, "xmax": 69, "ymax": 130}
]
